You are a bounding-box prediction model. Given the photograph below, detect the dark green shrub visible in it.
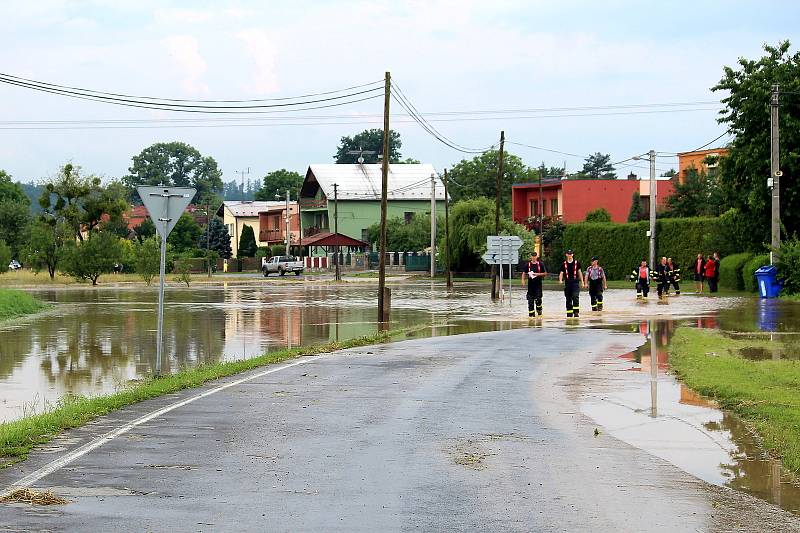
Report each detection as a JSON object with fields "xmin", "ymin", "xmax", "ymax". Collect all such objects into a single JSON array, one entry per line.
[
  {"xmin": 743, "ymin": 254, "xmax": 770, "ymax": 293},
  {"xmin": 0, "ymin": 240, "xmax": 11, "ymax": 274},
  {"xmin": 585, "ymin": 208, "xmax": 611, "ymax": 223},
  {"xmin": 270, "ymin": 244, "xmax": 286, "ymax": 256},
  {"xmin": 238, "ymin": 225, "xmax": 257, "ymax": 257},
  {"xmin": 776, "ymin": 239, "xmax": 800, "ymax": 295},
  {"xmin": 718, "ymin": 253, "xmax": 753, "ymax": 290}
]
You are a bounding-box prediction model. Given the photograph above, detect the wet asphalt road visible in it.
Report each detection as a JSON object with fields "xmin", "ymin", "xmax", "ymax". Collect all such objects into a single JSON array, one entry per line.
[{"xmin": 1, "ymin": 328, "xmax": 798, "ymax": 532}]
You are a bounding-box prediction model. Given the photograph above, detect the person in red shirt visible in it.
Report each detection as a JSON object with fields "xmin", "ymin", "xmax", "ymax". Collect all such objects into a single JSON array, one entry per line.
[
  {"xmin": 704, "ymin": 254, "xmax": 718, "ymax": 293},
  {"xmin": 693, "ymin": 253, "xmax": 706, "ymax": 294}
]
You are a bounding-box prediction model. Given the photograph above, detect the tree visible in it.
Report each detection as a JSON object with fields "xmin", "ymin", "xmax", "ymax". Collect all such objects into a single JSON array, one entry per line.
[
  {"xmin": 238, "ymin": 225, "xmax": 257, "ymax": 257},
  {"xmin": 25, "ymin": 218, "xmax": 70, "ymax": 279},
  {"xmin": 366, "ymin": 214, "xmax": 444, "ymax": 252},
  {"xmin": 663, "ymin": 168, "xmax": 724, "ymax": 218},
  {"xmin": 627, "ymin": 191, "xmax": 646, "ymax": 222},
  {"xmin": 0, "ymin": 240, "xmax": 11, "ymax": 274},
  {"xmin": 39, "ymin": 163, "xmax": 100, "ymax": 241},
  {"xmin": 254, "ymin": 169, "xmax": 304, "ymax": 201},
  {"xmin": 167, "ymin": 214, "xmax": 202, "ymax": 253},
  {"xmin": 712, "ymin": 41, "xmax": 800, "ymax": 245},
  {"xmin": 123, "ymin": 142, "xmax": 223, "ymax": 203},
  {"xmin": 131, "ymin": 237, "xmax": 163, "ymax": 285},
  {"xmin": 0, "ymin": 200, "xmax": 31, "ymax": 257},
  {"xmin": 448, "ymin": 150, "xmax": 537, "ymax": 211},
  {"xmin": 577, "ymin": 153, "xmax": 616, "ymax": 179},
  {"xmin": 334, "ymin": 129, "xmax": 402, "ymax": 164},
  {"xmin": 0, "ymin": 170, "xmax": 30, "ymax": 205},
  {"xmin": 82, "ymin": 180, "xmax": 128, "ymax": 235},
  {"xmin": 60, "ymin": 231, "xmax": 122, "ymax": 285},
  {"xmin": 585, "ymin": 208, "xmax": 612, "ymax": 222},
  {"xmin": 198, "ymin": 218, "xmax": 232, "ymax": 259}
]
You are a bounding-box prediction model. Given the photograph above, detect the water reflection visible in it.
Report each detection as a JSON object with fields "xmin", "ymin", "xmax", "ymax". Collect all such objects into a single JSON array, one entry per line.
[{"xmin": 582, "ymin": 318, "xmax": 800, "ymax": 515}]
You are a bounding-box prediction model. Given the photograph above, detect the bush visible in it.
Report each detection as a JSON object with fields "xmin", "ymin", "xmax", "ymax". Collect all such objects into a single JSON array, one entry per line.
[
  {"xmin": 270, "ymin": 244, "xmax": 286, "ymax": 256},
  {"xmin": 0, "ymin": 240, "xmax": 11, "ymax": 274},
  {"xmin": 718, "ymin": 253, "xmax": 753, "ymax": 291},
  {"xmin": 255, "ymin": 247, "xmax": 270, "ymax": 258},
  {"xmin": 743, "ymin": 254, "xmax": 770, "ymax": 293},
  {"xmin": 541, "ymin": 221, "xmax": 565, "ymax": 273},
  {"xmin": 776, "ymin": 238, "xmax": 800, "ymax": 295},
  {"xmin": 585, "ymin": 208, "xmax": 611, "ymax": 223}
]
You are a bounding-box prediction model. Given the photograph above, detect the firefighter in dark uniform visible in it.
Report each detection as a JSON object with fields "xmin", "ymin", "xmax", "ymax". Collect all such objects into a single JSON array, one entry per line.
[
  {"xmin": 667, "ymin": 257, "xmax": 680, "ymax": 295},
  {"xmin": 630, "ymin": 258, "xmax": 651, "ymax": 300},
  {"xmin": 559, "ymin": 249, "xmax": 584, "ymax": 318},
  {"xmin": 521, "ymin": 251, "xmax": 547, "ymax": 317},
  {"xmin": 585, "ymin": 256, "xmax": 607, "ymax": 311},
  {"xmin": 654, "ymin": 256, "xmax": 671, "ymax": 299}
]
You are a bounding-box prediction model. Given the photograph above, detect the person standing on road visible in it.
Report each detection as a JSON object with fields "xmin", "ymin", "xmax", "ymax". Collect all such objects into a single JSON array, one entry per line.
[
  {"xmin": 693, "ymin": 253, "xmax": 706, "ymax": 294},
  {"xmin": 630, "ymin": 258, "xmax": 651, "ymax": 300},
  {"xmin": 521, "ymin": 251, "xmax": 547, "ymax": 318},
  {"xmin": 705, "ymin": 254, "xmax": 718, "ymax": 293},
  {"xmin": 713, "ymin": 252, "xmax": 721, "ymax": 293},
  {"xmin": 666, "ymin": 257, "xmax": 681, "ymax": 295},
  {"xmin": 654, "ymin": 256, "xmax": 671, "ymax": 299},
  {"xmin": 585, "ymin": 256, "xmax": 607, "ymax": 312},
  {"xmin": 559, "ymin": 249, "xmax": 584, "ymax": 318}
]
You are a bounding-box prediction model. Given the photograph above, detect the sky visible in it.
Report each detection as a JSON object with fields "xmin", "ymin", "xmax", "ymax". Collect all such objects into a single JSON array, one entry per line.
[{"xmin": 0, "ymin": 0, "xmax": 798, "ymax": 185}]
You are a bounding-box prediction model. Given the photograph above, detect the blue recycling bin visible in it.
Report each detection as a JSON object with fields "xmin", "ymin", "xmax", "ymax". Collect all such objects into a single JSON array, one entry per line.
[{"xmin": 754, "ymin": 265, "xmax": 782, "ymax": 298}]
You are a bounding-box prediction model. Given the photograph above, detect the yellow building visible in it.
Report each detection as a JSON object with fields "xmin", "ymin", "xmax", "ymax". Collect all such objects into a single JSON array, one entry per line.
[{"xmin": 216, "ymin": 201, "xmax": 282, "ymax": 257}]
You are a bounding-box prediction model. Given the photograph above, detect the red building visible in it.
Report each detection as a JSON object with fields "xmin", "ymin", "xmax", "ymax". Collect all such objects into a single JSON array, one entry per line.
[{"xmin": 512, "ymin": 178, "xmax": 675, "ymax": 225}]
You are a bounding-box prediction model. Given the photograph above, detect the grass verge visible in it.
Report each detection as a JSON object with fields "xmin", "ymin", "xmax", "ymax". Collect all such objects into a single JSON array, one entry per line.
[
  {"xmin": 0, "ymin": 327, "xmax": 413, "ymax": 467},
  {"xmin": 669, "ymin": 327, "xmax": 800, "ymax": 473},
  {"xmin": 0, "ymin": 289, "xmax": 51, "ymax": 321}
]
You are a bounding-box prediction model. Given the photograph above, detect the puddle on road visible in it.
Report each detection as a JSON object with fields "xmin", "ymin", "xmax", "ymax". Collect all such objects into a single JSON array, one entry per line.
[{"xmin": 581, "ymin": 317, "xmax": 800, "ymax": 515}]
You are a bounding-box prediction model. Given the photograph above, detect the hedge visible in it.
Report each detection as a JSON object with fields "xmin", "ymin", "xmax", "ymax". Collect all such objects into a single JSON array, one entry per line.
[
  {"xmin": 562, "ymin": 217, "xmax": 728, "ymax": 280},
  {"xmin": 743, "ymin": 254, "xmax": 770, "ymax": 293},
  {"xmin": 718, "ymin": 253, "xmax": 753, "ymax": 291}
]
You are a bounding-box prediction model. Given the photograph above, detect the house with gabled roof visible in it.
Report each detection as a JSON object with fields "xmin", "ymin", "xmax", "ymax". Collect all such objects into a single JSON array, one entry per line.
[{"xmin": 298, "ymin": 164, "xmax": 445, "ymax": 247}]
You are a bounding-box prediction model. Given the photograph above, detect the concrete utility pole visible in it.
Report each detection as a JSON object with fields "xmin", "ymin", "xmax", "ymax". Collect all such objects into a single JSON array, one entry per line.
[
  {"xmin": 430, "ymin": 173, "xmax": 436, "ymax": 278},
  {"xmin": 285, "ymin": 189, "xmax": 291, "ymax": 255},
  {"xmin": 538, "ymin": 163, "xmax": 545, "ymax": 253},
  {"xmin": 206, "ymin": 202, "xmax": 212, "ymax": 278},
  {"xmin": 333, "ymin": 182, "xmax": 340, "ymax": 281},
  {"xmin": 492, "ymin": 130, "xmax": 505, "ymax": 301},
  {"xmin": 297, "ymin": 185, "xmax": 303, "ymax": 260},
  {"xmin": 237, "ymin": 167, "xmax": 250, "ymax": 202},
  {"xmin": 770, "ymin": 83, "xmax": 781, "ymax": 262},
  {"xmin": 444, "ymin": 169, "xmax": 452, "ymax": 290},
  {"xmin": 378, "ymin": 71, "xmax": 391, "ymax": 324},
  {"xmin": 649, "ymin": 150, "xmax": 656, "ymax": 270}
]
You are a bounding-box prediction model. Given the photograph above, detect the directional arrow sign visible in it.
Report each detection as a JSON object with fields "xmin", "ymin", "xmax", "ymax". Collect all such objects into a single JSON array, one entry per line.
[
  {"xmin": 138, "ymin": 186, "xmax": 197, "ymax": 239},
  {"xmin": 482, "ymin": 252, "xmax": 519, "ymax": 265},
  {"xmin": 487, "ymin": 235, "xmax": 523, "ymax": 250}
]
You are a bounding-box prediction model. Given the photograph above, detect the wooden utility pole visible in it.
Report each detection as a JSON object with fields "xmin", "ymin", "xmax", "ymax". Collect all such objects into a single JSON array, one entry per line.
[
  {"xmin": 333, "ymin": 182, "xmax": 340, "ymax": 281},
  {"xmin": 538, "ymin": 162, "xmax": 545, "ymax": 252},
  {"xmin": 770, "ymin": 83, "xmax": 781, "ymax": 262},
  {"xmin": 297, "ymin": 185, "xmax": 303, "ymax": 260},
  {"xmin": 378, "ymin": 71, "xmax": 391, "ymax": 324},
  {"xmin": 206, "ymin": 202, "xmax": 212, "ymax": 278},
  {"xmin": 444, "ymin": 169, "xmax": 452, "ymax": 290},
  {"xmin": 491, "ymin": 130, "xmax": 505, "ymax": 300}
]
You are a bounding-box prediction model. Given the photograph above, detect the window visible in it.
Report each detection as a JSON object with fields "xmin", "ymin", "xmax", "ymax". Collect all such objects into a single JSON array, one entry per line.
[
  {"xmin": 404, "ymin": 212, "xmax": 414, "ymax": 224},
  {"xmin": 529, "ymin": 200, "xmax": 538, "ymax": 217},
  {"xmin": 550, "ymin": 198, "xmax": 559, "ymax": 216},
  {"xmin": 362, "ymin": 229, "xmax": 370, "ymax": 242}
]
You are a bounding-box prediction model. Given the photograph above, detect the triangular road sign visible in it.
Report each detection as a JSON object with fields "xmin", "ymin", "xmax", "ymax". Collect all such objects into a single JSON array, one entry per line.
[{"xmin": 138, "ymin": 186, "xmax": 196, "ymax": 239}]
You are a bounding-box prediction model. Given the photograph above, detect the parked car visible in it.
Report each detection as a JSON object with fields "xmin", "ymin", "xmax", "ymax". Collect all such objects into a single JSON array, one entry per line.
[
  {"xmin": 8, "ymin": 259, "xmax": 21, "ymax": 271},
  {"xmin": 262, "ymin": 255, "xmax": 304, "ymax": 277}
]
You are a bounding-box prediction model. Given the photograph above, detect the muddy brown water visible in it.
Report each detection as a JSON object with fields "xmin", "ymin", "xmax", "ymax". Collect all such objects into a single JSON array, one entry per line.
[{"xmin": 1, "ymin": 279, "xmax": 798, "ymax": 515}]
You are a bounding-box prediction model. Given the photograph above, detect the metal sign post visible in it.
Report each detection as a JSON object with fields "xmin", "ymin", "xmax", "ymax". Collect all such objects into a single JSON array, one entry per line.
[
  {"xmin": 138, "ymin": 186, "xmax": 196, "ymax": 376},
  {"xmin": 484, "ymin": 235, "xmax": 523, "ymax": 306}
]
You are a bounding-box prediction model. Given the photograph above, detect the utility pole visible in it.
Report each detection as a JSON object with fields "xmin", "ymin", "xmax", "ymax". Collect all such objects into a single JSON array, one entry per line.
[
  {"xmin": 770, "ymin": 83, "xmax": 781, "ymax": 262},
  {"xmin": 285, "ymin": 189, "xmax": 290, "ymax": 255},
  {"xmin": 538, "ymin": 162, "xmax": 545, "ymax": 253},
  {"xmin": 297, "ymin": 185, "xmax": 303, "ymax": 260},
  {"xmin": 237, "ymin": 167, "xmax": 250, "ymax": 202},
  {"xmin": 649, "ymin": 150, "xmax": 656, "ymax": 270},
  {"xmin": 378, "ymin": 71, "xmax": 391, "ymax": 324},
  {"xmin": 430, "ymin": 173, "xmax": 436, "ymax": 278},
  {"xmin": 492, "ymin": 130, "xmax": 505, "ymax": 301},
  {"xmin": 206, "ymin": 201, "xmax": 212, "ymax": 278},
  {"xmin": 333, "ymin": 182, "xmax": 340, "ymax": 281},
  {"xmin": 444, "ymin": 169, "xmax": 452, "ymax": 290}
]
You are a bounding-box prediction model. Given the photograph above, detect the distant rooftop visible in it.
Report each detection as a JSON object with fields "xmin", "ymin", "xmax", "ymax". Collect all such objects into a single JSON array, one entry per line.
[
  {"xmin": 304, "ymin": 164, "xmax": 445, "ymax": 201},
  {"xmin": 217, "ymin": 200, "xmax": 282, "ymax": 217}
]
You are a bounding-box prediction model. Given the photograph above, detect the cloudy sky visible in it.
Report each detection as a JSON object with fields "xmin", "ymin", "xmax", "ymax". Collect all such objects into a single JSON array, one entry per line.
[{"xmin": 0, "ymin": 0, "xmax": 797, "ymax": 184}]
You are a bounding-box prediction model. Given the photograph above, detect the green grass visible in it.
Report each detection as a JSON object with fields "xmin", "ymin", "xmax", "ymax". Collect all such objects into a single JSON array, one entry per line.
[
  {"xmin": 669, "ymin": 328, "xmax": 800, "ymax": 473},
  {"xmin": 0, "ymin": 328, "xmax": 416, "ymax": 467},
  {"xmin": 0, "ymin": 289, "xmax": 51, "ymax": 321}
]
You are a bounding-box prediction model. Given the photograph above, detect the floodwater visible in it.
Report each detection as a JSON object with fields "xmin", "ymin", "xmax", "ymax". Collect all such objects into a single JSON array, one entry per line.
[
  {"xmin": 581, "ymin": 316, "xmax": 800, "ymax": 515},
  {"xmin": 0, "ymin": 278, "xmax": 797, "ymax": 514}
]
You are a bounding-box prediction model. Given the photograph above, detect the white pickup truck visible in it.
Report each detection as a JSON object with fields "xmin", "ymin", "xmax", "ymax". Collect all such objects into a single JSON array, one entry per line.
[{"xmin": 262, "ymin": 255, "xmax": 305, "ymax": 277}]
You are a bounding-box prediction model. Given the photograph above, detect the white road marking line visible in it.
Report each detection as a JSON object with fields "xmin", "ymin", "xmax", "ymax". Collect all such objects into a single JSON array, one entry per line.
[{"xmin": 1, "ymin": 357, "xmax": 314, "ymax": 496}]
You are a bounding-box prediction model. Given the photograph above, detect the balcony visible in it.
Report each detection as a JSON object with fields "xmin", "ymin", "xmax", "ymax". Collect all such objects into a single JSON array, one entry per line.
[
  {"xmin": 259, "ymin": 228, "xmax": 284, "ymax": 242},
  {"xmin": 304, "ymin": 226, "xmax": 329, "ymax": 237},
  {"xmin": 300, "ymin": 197, "xmax": 328, "ymax": 210}
]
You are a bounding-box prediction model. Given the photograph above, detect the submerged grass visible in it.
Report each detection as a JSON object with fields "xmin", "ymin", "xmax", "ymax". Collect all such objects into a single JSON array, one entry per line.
[
  {"xmin": 669, "ymin": 327, "xmax": 800, "ymax": 474},
  {"xmin": 0, "ymin": 289, "xmax": 51, "ymax": 321},
  {"xmin": 0, "ymin": 327, "xmax": 413, "ymax": 467}
]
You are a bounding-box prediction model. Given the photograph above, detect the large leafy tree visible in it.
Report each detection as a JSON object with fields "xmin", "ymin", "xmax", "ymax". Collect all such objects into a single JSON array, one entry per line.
[
  {"xmin": 447, "ymin": 150, "xmax": 537, "ymax": 211},
  {"xmin": 0, "ymin": 170, "xmax": 30, "ymax": 205},
  {"xmin": 198, "ymin": 218, "xmax": 232, "ymax": 259},
  {"xmin": 576, "ymin": 152, "xmax": 616, "ymax": 179},
  {"xmin": 167, "ymin": 214, "xmax": 202, "ymax": 253},
  {"xmin": 712, "ymin": 41, "xmax": 800, "ymax": 244},
  {"xmin": 25, "ymin": 218, "xmax": 70, "ymax": 279},
  {"xmin": 663, "ymin": 168, "xmax": 724, "ymax": 218},
  {"xmin": 0, "ymin": 169, "xmax": 31, "ymax": 256},
  {"xmin": 254, "ymin": 169, "xmax": 304, "ymax": 201},
  {"xmin": 124, "ymin": 142, "xmax": 223, "ymax": 203},
  {"xmin": 334, "ymin": 129, "xmax": 402, "ymax": 164},
  {"xmin": 39, "ymin": 163, "xmax": 102, "ymax": 241}
]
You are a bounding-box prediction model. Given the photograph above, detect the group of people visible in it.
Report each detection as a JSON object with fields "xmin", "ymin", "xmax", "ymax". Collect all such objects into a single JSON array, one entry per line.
[
  {"xmin": 520, "ymin": 249, "xmax": 607, "ymax": 319},
  {"xmin": 520, "ymin": 249, "xmax": 722, "ymax": 319}
]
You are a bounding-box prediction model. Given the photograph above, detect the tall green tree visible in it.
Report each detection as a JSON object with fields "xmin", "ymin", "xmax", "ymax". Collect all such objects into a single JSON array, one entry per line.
[
  {"xmin": 124, "ymin": 142, "xmax": 223, "ymax": 203},
  {"xmin": 334, "ymin": 129, "xmax": 402, "ymax": 164},
  {"xmin": 167, "ymin": 214, "xmax": 202, "ymax": 253},
  {"xmin": 198, "ymin": 218, "xmax": 232, "ymax": 259},
  {"xmin": 447, "ymin": 150, "xmax": 536, "ymax": 211},
  {"xmin": 627, "ymin": 191, "xmax": 645, "ymax": 222},
  {"xmin": 0, "ymin": 170, "xmax": 30, "ymax": 205},
  {"xmin": 238, "ymin": 225, "xmax": 257, "ymax": 257},
  {"xmin": 576, "ymin": 152, "xmax": 616, "ymax": 179},
  {"xmin": 0, "ymin": 241, "xmax": 11, "ymax": 273},
  {"xmin": 712, "ymin": 40, "xmax": 800, "ymax": 244},
  {"xmin": 254, "ymin": 169, "xmax": 304, "ymax": 201},
  {"xmin": 38, "ymin": 163, "xmax": 100, "ymax": 241},
  {"xmin": 663, "ymin": 168, "xmax": 724, "ymax": 218},
  {"xmin": 25, "ymin": 218, "xmax": 70, "ymax": 279}
]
